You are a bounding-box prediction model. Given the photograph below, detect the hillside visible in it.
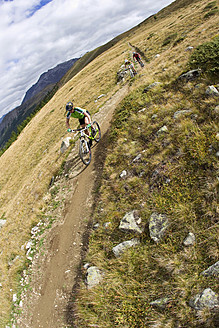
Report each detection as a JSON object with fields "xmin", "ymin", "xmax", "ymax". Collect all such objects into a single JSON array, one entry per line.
[{"xmin": 0, "ymin": 0, "xmax": 218, "ymax": 327}]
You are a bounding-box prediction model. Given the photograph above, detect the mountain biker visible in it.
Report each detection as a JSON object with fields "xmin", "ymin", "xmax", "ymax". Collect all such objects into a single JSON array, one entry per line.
[
  {"xmin": 133, "ymin": 52, "xmax": 143, "ymax": 67},
  {"xmin": 124, "ymin": 59, "xmax": 137, "ymax": 75},
  {"xmin": 66, "ymin": 101, "xmax": 94, "ymax": 146}
]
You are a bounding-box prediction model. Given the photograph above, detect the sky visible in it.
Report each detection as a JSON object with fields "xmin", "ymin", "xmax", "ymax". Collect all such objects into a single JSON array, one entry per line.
[{"xmin": 0, "ymin": 0, "xmax": 174, "ymax": 118}]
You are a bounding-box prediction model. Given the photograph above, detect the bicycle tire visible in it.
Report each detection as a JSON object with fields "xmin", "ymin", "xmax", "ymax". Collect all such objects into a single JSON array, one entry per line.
[
  {"xmin": 92, "ymin": 121, "xmax": 101, "ymax": 142},
  {"xmin": 79, "ymin": 138, "xmax": 91, "ymax": 165}
]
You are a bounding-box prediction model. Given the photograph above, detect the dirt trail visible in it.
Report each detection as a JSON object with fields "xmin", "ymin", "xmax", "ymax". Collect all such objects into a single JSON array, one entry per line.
[{"xmin": 18, "ymin": 84, "xmax": 129, "ymax": 328}]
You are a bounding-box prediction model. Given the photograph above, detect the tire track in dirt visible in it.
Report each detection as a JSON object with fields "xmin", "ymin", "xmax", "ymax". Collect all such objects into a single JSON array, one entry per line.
[{"xmin": 18, "ymin": 84, "xmax": 129, "ymax": 328}]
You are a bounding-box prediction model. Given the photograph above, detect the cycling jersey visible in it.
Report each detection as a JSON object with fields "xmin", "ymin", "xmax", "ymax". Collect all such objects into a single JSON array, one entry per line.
[
  {"xmin": 133, "ymin": 53, "xmax": 140, "ymax": 60},
  {"xmin": 66, "ymin": 107, "xmax": 86, "ymax": 120}
]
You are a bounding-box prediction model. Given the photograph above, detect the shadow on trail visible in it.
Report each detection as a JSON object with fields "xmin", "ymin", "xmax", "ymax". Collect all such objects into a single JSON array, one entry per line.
[{"xmin": 64, "ymin": 129, "xmax": 111, "ymax": 327}]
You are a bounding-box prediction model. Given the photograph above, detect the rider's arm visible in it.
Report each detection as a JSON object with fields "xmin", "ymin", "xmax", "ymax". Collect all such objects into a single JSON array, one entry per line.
[{"xmin": 66, "ymin": 117, "xmax": 70, "ymax": 129}]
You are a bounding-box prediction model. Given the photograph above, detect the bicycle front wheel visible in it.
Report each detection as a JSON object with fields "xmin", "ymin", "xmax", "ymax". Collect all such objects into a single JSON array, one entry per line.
[
  {"xmin": 92, "ymin": 121, "xmax": 101, "ymax": 142},
  {"xmin": 79, "ymin": 138, "xmax": 91, "ymax": 165}
]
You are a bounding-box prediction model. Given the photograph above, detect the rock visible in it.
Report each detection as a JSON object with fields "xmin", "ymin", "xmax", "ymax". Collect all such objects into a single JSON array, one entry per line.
[
  {"xmin": 157, "ymin": 125, "xmax": 168, "ymax": 134},
  {"xmin": 86, "ymin": 266, "xmax": 103, "ymax": 289},
  {"xmin": 133, "ymin": 154, "xmax": 142, "ymax": 163},
  {"xmin": 120, "ymin": 170, "xmax": 127, "ymax": 178},
  {"xmin": 138, "ymin": 108, "xmax": 146, "ymax": 113},
  {"xmin": 185, "ymin": 46, "xmax": 194, "ymax": 51},
  {"xmin": 0, "ymin": 219, "xmax": 6, "ymax": 229},
  {"xmin": 150, "ymin": 297, "xmax": 171, "ymax": 309},
  {"xmin": 154, "ymin": 54, "xmax": 160, "ymax": 58},
  {"xmin": 189, "ymin": 288, "xmax": 219, "ymax": 310},
  {"xmin": 143, "ymin": 82, "xmax": 161, "ymax": 93},
  {"xmin": 112, "ymin": 238, "xmax": 140, "ymax": 257},
  {"xmin": 178, "ymin": 69, "xmax": 201, "ymax": 81},
  {"xmin": 149, "ymin": 213, "xmax": 169, "ymax": 243},
  {"xmin": 201, "ymin": 261, "xmax": 219, "ymax": 277},
  {"xmin": 206, "ymin": 86, "xmax": 219, "ymax": 97},
  {"xmin": 183, "ymin": 232, "xmax": 196, "ymax": 246},
  {"xmin": 119, "ymin": 211, "xmax": 144, "ymax": 234},
  {"xmin": 60, "ymin": 137, "xmax": 72, "ymax": 153},
  {"xmin": 173, "ymin": 109, "xmax": 192, "ymax": 119},
  {"xmin": 152, "ymin": 114, "xmax": 158, "ymax": 119}
]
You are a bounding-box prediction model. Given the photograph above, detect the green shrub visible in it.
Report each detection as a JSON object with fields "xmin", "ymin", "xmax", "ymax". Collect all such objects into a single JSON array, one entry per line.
[
  {"xmin": 203, "ymin": 1, "xmax": 217, "ymax": 11},
  {"xmin": 204, "ymin": 8, "xmax": 219, "ymax": 18},
  {"xmin": 188, "ymin": 36, "xmax": 219, "ymax": 81}
]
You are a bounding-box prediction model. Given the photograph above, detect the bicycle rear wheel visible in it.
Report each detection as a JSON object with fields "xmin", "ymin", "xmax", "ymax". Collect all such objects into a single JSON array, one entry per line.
[
  {"xmin": 79, "ymin": 138, "xmax": 91, "ymax": 165},
  {"xmin": 92, "ymin": 121, "xmax": 101, "ymax": 142}
]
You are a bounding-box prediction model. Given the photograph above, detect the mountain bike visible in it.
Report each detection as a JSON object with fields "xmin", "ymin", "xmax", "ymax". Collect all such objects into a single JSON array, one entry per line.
[
  {"xmin": 136, "ymin": 58, "xmax": 144, "ymax": 67},
  {"xmin": 69, "ymin": 121, "xmax": 101, "ymax": 165},
  {"xmin": 126, "ymin": 65, "xmax": 137, "ymax": 78}
]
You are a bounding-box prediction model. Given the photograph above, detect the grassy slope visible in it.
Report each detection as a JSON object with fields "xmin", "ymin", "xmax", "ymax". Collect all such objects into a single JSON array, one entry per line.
[
  {"xmin": 0, "ymin": 0, "xmax": 218, "ymax": 325},
  {"xmin": 74, "ymin": 1, "xmax": 219, "ymax": 327}
]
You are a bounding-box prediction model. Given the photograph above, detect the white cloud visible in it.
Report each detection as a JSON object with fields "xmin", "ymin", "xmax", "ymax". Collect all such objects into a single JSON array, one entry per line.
[{"xmin": 0, "ymin": 0, "xmax": 173, "ymax": 117}]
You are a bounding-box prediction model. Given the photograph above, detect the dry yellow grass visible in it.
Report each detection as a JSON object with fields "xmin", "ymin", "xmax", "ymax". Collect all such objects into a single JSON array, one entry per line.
[{"xmin": 0, "ymin": 0, "xmax": 218, "ymax": 324}]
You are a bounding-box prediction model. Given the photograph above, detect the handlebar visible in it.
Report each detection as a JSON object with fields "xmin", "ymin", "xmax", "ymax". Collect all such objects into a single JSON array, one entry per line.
[{"xmin": 68, "ymin": 123, "xmax": 91, "ymax": 133}]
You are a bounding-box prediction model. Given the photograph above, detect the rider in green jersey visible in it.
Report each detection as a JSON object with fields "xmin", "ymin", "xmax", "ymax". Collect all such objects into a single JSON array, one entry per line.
[{"xmin": 66, "ymin": 101, "xmax": 94, "ymax": 146}]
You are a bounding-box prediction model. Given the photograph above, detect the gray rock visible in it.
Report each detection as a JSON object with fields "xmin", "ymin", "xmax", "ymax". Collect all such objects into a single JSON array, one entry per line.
[
  {"xmin": 178, "ymin": 69, "xmax": 201, "ymax": 81},
  {"xmin": 60, "ymin": 137, "xmax": 72, "ymax": 153},
  {"xmin": 185, "ymin": 46, "xmax": 194, "ymax": 51},
  {"xmin": 173, "ymin": 109, "xmax": 192, "ymax": 119},
  {"xmin": 189, "ymin": 288, "xmax": 219, "ymax": 310},
  {"xmin": 0, "ymin": 219, "xmax": 6, "ymax": 229},
  {"xmin": 150, "ymin": 297, "xmax": 171, "ymax": 309},
  {"xmin": 201, "ymin": 261, "xmax": 219, "ymax": 277},
  {"xmin": 119, "ymin": 211, "xmax": 144, "ymax": 234},
  {"xmin": 206, "ymin": 86, "xmax": 219, "ymax": 97},
  {"xmin": 86, "ymin": 266, "xmax": 103, "ymax": 289},
  {"xmin": 149, "ymin": 213, "xmax": 169, "ymax": 243},
  {"xmin": 157, "ymin": 125, "xmax": 168, "ymax": 134},
  {"xmin": 143, "ymin": 82, "xmax": 161, "ymax": 93},
  {"xmin": 183, "ymin": 232, "xmax": 196, "ymax": 246},
  {"xmin": 133, "ymin": 154, "xmax": 142, "ymax": 163},
  {"xmin": 112, "ymin": 238, "xmax": 140, "ymax": 257},
  {"xmin": 120, "ymin": 170, "xmax": 127, "ymax": 178}
]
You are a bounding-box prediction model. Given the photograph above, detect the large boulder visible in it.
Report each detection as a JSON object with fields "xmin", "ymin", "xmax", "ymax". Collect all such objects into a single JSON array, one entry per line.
[{"xmin": 189, "ymin": 288, "xmax": 219, "ymax": 310}]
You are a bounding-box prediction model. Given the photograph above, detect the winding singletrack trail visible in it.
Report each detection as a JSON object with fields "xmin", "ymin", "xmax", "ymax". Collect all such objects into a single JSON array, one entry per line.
[{"xmin": 18, "ymin": 85, "xmax": 129, "ymax": 328}]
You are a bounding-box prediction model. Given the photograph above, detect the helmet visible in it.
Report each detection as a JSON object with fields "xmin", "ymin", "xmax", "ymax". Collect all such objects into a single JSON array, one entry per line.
[{"xmin": 66, "ymin": 101, "xmax": 73, "ymax": 111}]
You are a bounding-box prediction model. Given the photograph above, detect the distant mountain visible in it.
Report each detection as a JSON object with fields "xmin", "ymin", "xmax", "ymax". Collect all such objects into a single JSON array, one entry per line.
[
  {"xmin": 0, "ymin": 58, "xmax": 78, "ymax": 149},
  {"xmin": 22, "ymin": 58, "xmax": 77, "ymax": 104}
]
